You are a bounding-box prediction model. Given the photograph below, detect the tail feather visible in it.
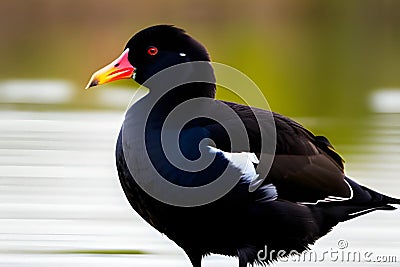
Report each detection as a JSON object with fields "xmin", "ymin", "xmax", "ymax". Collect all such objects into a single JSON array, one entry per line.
[
  {"xmin": 345, "ymin": 204, "xmax": 396, "ymax": 220},
  {"xmin": 382, "ymin": 196, "xmax": 400, "ymax": 205},
  {"xmin": 342, "ymin": 177, "xmax": 400, "ymax": 207},
  {"xmin": 311, "ymin": 177, "xmax": 399, "ymax": 235}
]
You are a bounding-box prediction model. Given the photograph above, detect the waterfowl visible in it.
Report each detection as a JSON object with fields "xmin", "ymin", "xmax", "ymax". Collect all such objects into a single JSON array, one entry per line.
[{"xmin": 86, "ymin": 25, "xmax": 399, "ymax": 267}]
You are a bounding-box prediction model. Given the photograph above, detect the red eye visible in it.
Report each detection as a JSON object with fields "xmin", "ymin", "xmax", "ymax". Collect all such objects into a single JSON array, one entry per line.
[{"xmin": 147, "ymin": 46, "xmax": 158, "ymax": 56}]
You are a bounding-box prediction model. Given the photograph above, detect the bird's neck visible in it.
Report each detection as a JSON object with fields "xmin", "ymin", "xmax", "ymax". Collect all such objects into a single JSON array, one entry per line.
[{"xmin": 151, "ymin": 82, "xmax": 216, "ymax": 114}]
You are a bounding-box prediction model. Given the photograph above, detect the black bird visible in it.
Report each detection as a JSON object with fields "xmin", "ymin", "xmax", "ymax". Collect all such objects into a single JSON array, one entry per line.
[{"xmin": 86, "ymin": 25, "xmax": 399, "ymax": 267}]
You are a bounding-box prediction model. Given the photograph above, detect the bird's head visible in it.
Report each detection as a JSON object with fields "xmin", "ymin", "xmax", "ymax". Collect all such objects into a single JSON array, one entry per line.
[{"xmin": 86, "ymin": 25, "xmax": 211, "ymax": 89}]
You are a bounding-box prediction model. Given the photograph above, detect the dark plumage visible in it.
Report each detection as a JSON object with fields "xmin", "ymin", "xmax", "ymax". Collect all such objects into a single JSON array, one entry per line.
[{"xmin": 87, "ymin": 25, "xmax": 400, "ymax": 267}]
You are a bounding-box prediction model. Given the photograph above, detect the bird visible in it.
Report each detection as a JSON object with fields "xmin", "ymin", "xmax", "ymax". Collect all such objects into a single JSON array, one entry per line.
[{"xmin": 86, "ymin": 25, "xmax": 399, "ymax": 267}]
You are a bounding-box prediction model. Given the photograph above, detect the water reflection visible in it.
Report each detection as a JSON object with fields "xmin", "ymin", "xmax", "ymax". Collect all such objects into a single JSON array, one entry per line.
[{"xmin": 0, "ymin": 111, "xmax": 399, "ymax": 266}]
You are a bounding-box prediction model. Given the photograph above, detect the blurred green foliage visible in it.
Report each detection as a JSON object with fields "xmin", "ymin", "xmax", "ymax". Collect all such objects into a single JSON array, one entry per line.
[{"xmin": 0, "ymin": 0, "xmax": 400, "ymax": 117}]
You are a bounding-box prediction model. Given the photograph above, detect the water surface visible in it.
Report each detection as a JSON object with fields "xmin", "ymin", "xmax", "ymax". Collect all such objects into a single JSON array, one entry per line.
[{"xmin": 0, "ymin": 111, "xmax": 399, "ymax": 266}]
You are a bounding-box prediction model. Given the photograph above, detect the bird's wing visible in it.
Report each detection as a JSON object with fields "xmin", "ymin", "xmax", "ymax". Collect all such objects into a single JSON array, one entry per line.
[
  {"xmin": 143, "ymin": 124, "xmax": 279, "ymax": 203},
  {"xmin": 202, "ymin": 101, "xmax": 352, "ymax": 204}
]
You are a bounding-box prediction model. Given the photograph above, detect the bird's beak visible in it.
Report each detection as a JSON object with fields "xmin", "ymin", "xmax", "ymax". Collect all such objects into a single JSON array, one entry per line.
[{"xmin": 85, "ymin": 48, "xmax": 135, "ymax": 89}]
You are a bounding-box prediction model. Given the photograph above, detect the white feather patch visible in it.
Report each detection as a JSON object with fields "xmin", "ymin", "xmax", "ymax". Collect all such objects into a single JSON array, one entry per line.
[
  {"xmin": 208, "ymin": 146, "xmax": 259, "ymax": 183},
  {"xmin": 208, "ymin": 146, "xmax": 277, "ymax": 201}
]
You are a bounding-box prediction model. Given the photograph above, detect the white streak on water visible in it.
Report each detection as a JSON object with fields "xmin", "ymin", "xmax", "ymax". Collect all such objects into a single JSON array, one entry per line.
[
  {"xmin": 0, "ymin": 80, "xmax": 74, "ymax": 104},
  {"xmin": 370, "ymin": 89, "xmax": 400, "ymax": 113}
]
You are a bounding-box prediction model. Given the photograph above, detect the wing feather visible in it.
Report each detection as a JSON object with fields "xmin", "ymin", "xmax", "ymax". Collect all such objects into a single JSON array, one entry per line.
[{"xmin": 203, "ymin": 101, "xmax": 351, "ymax": 204}]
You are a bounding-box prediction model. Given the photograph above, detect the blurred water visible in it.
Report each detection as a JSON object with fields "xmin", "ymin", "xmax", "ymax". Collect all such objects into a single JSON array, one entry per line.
[{"xmin": 0, "ymin": 110, "xmax": 399, "ymax": 266}]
